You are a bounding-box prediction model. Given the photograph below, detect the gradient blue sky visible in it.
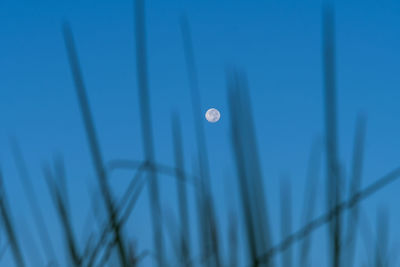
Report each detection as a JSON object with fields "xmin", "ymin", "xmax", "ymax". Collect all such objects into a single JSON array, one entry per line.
[{"xmin": 1, "ymin": 0, "xmax": 400, "ymax": 266}]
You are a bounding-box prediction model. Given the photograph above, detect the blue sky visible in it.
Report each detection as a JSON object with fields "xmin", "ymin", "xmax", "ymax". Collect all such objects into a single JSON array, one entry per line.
[{"xmin": 1, "ymin": 0, "xmax": 400, "ymax": 266}]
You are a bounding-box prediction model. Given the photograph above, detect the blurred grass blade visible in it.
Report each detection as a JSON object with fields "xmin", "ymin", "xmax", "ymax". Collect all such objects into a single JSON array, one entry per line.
[
  {"xmin": 86, "ymin": 163, "xmax": 147, "ymax": 266},
  {"xmin": 322, "ymin": 4, "xmax": 341, "ymax": 266},
  {"xmin": 134, "ymin": 0, "xmax": 164, "ymax": 265},
  {"xmin": 374, "ymin": 208, "xmax": 389, "ymax": 267},
  {"xmin": 299, "ymin": 139, "xmax": 321, "ymax": 266},
  {"xmin": 0, "ymin": 167, "xmax": 26, "ymax": 267},
  {"xmin": 10, "ymin": 138, "xmax": 57, "ymax": 263},
  {"xmin": 228, "ymin": 81, "xmax": 258, "ymax": 265},
  {"xmin": 43, "ymin": 163, "xmax": 81, "ymax": 266},
  {"xmin": 228, "ymin": 70, "xmax": 273, "ymax": 266},
  {"xmin": 257, "ymin": 166, "xmax": 400, "ymax": 263},
  {"xmin": 62, "ymin": 23, "xmax": 128, "ymax": 266},
  {"xmin": 171, "ymin": 112, "xmax": 191, "ymax": 266},
  {"xmin": 344, "ymin": 116, "xmax": 366, "ymax": 267},
  {"xmin": 180, "ymin": 16, "xmax": 220, "ymax": 266},
  {"xmin": 228, "ymin": 211, "xmax": 238, "ymax": 267},
  {"xmin": 280, "ymin": 177, "xmax": 292, "ymax": 267}
]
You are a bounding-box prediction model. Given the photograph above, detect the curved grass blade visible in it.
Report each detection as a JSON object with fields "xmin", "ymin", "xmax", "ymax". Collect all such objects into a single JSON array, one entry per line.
[{"xmin": 257, "ymin": 166, "xmax": 400, "ymax": 263}]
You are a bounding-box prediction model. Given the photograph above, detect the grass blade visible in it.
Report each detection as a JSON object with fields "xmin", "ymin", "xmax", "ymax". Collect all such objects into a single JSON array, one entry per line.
[
  {"xmin": 134, "ymin": 0, "xmax": 164, "ymax": 265},
  {"xmin": 228, "ymin": 71, "xmax": 273, "ymax": 266},
  {"xmin": 227, "ymin": 211, "xmax": 238, "ymax": 267},
  {"xmin": 299, "ymin": 139, "xmax": 321, "ymax": 266},
  {"xmin": 280, "ymin": 177, "xmax": 292, "ymax": 267},
  {"xmin": 180, "ymin": 16, "xmax": 220, "ymax": 266},
  {"xmin": 42, "ymin": 163, "xmax": 81, "ymax": 266},
  {"xmin": 171, "ymin": 112, "xmax": 191, "ymax": 266},
  {"xmin": 62, "ymin": 23, "xmax": 128, "ymax": 266},
  {"xmin": 10, "ymin": 138, "xmax": 57, "ymax": 263},
  {"xmin": 322, "ymin": 4, "xmax": 341, "ymax": 266},
  {"xmin": 374, "ymin": 208, "xmax": 389, "ymax": 267},
  {"xmin": 0, "ymin": 167, "xmax": 26, "ymax": 267},
  {"xmin": 344, "ymin": 116, "xmax": 366, "ymax": 267},
  {"xmin": 257, "ymin": 166, "xmax": 400, "ymax": 263}
]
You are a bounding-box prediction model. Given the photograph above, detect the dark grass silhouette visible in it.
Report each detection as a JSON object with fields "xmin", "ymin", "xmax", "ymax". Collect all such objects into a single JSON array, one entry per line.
[
  {"xmin": 180, "ymin": 15, "xmax": 222, "ymax": 267},
  {"xmin": 63, "ymin": 23, "xmax": 129, "ymax": 266},
  {"xmin": 1, "ymin": 1, "xmax": 400, "ymax": 267},
  {"xmin": 0, "ymin": 168, "xmax": 26, "ymax": 267},
  {"xmin": 11, "ymin": 139, "xmax": 57, "ymax": 264},
  {"xmin": 299, "ymin": 139, "xmax": 321, "ymax": 267},
  {"xmin": 134, "ymin": 0, "xmax": 164, "ymax": 265},
  {"xmin": 171, "ymin": 113, "xmax": 192, "ymax": 266},
  {"xmin": 322, "ymin": 4, "xmax": 341, "ymax": 267}
]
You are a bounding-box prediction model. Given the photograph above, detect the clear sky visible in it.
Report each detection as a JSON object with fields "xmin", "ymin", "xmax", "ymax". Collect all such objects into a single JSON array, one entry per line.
[{"xmin": 1, "ymin": 0, "xmax": 400, "ymax": 266}]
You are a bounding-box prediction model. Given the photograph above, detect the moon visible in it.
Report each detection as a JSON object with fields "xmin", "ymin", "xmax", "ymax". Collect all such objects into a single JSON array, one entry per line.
[{"xmin": 205, "ymin": 108, "xmax": 220, "ymax": 123}]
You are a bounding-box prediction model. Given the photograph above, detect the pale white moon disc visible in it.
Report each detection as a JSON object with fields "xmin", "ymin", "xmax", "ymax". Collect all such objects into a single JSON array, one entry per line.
[{"xmin": 205, "ymin": 108, "xmax": 220, "ymax": 123}]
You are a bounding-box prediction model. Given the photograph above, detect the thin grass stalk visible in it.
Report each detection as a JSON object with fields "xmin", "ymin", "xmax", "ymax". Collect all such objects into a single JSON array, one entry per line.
[
  {"xmin": 374, "ymin": 208, "xmax": 389, "ymax": 267},
  {"xmin": 279, "ymin": 178, "xmax": 292, "ymax": 267},
  {"xmin": 344, "ymin": 116, "xmax": 366, "ymax": 267},
  {"xmin": 62, "ymin": 24, "xmax": 129, "ymax": 266},
  {"xmin": 107, "ymin": 159, "xmax": 196, "ymax": 183},
  {"xmin": 179, "ymin": 17, "xmax": 211, "ymax": 186},
  {"xmin": 133, "ymin": 0, "xmax": 164, "ymax": 265},
  {"xmin": 227, "ymin": 211, "xmax": 238, "ymax": 267},
  {"xmin": 180, "ymin": 16, "xmax": 221, "ymax": 267},
  {"xmin": 10, "ymin": 139, "xmax": 57, "ymax": 263},
  {"xmin": 163, "ymin": 208, "xmax": 186, "ymax": 264},
  {"xmin": 42, "ymin": 163, "xmax": 81, "ymax": 266},
  {"xmin": 228, "ymin": 71, "xmax": 273, "ymax": 267},
  {"xmin": 54, "ymin": 155, "xmax": 70, "ymax": 217},
  {"xmin": 359, "ymin": 209, "xmax": 374, "ymax": 266},
  {"xmin": 322, "ymin": 4, "xmax": 341, "ymax": 267},
  {"xmin": 228, "ymin": 78, "xmax": 258, "ymax": 265},
  {"xmin": 299, "ymin": 139, "xmax": 321, "ymax": 266},
  {"xmin": 0, "ymin": 168, "xmax": 26, "ymax": 267},
  {"xmin": 237, "ymin": 74, "xmax": 273, "ymax": 266},
  {"xmin": 87, "ymin": 161, "xmax": 176, "ymax": 266},
  {"xmin": 171, "ymin": 112, "xmax": 191, "ymax": 266},
  {"xmin": 86, "ymin": 163, "xmax": 147, "ymax": 266},
  {"xmin": 257, "ymin": 166, "xmax": 400, "ymax": 263}
]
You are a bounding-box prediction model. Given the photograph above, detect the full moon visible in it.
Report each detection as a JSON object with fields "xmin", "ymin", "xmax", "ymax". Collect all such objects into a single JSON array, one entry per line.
[{"xmin": 205, "ymin": 108, "xmax": 220, "ymax": 123}]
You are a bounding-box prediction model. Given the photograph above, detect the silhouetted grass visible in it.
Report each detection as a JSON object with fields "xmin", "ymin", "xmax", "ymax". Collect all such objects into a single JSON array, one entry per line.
[
  {"xmin": 11, "ymin": 139, "xmax": 57, "ymax": 264},
  {"xmin": 280, "ymin": 178, "xmax": 292, "ymax": 267},
  {"xmin": 344, "ymin": 115, "xmax": 366, "ymax": 267},
  {"xmin": 134, "ymin": 0, "xmax": 164, "ymax": 265},
  {"xmin": 228, "ymin": 70, "xmax": 273, "ymax": 267},
  {"xmin": 299, "ymin": 139, "xmax": 321, "ymax": 267},
  {"xmin": 171, "ymin": 113, "xmax": 192, "ymax": 266},
  {"xmin": 227, "ymin": 211, "xmax": 238, "ymax": 267},
  {"xmin": 257, "ymin": 166, "xmax": 400, "ymax": 263},
  {"xmin": 0, "ymin": 168, "xmax": 26, "ymax": 267},
  {"xmin": 322, "ymin": 4, "xmax": 341, "ymax": 267},
  {"xmin": 1, "ymin": 2, "xmax": 399, "ymax": 267},
  {"xmin": 63, "ymin": 23, "xmax": 129, "ymax": 266},
  {"xmin": 180, "ymin": 15, "xmax": 221, "ymax": 267},
  {"xmin": 43, "ymin": 161, "xmax": 81, "ymax": 266}
]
